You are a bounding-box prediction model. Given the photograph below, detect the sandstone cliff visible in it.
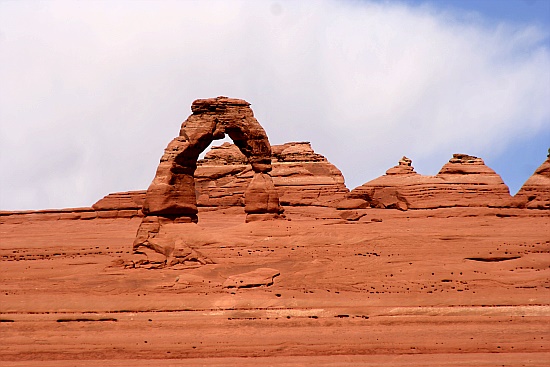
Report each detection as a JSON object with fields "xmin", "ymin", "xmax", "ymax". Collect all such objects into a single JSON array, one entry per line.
[
  {"xmin": 92, "ymin": 142, "xmax": 349, "ymax": 210},
  {"xmin": 90, "ymin": 142, "xmax": 348, "ymax": 212},
  {"xmin": 195, "ymin": 141, "xmax": 349, "ymax": 207}
]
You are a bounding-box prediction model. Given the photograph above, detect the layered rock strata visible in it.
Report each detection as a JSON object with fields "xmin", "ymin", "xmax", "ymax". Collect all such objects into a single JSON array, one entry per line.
[
  {"xmin": 89, "ymin": 141, "xmax": 348, "ymax": 218},
  {"xmin": 514, "ymin": 153, "xmax": 550, "ymax": 209},
  {"xmin": 133, "ymin": 97, "xmax": 282, "ymax": 264},
  {"xmin": 347, "ymin": 154, "xmax": 512, "ymax": 210},
  {"xmin": 271, "ymin": 142, "xmax": 349, "ymax": 206},
  {"xmin": 194, "ymin": 142, "xmax": 348, "ymax": 208},
  {"xmin": 92, "ymin": 191, "xmax": 145, "ymax": 211}
]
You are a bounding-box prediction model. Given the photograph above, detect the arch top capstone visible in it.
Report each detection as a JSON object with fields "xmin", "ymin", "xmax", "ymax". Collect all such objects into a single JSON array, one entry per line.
[{"xmin": 190, "ymin": 96, "xmax": 250, "ymax": 112}]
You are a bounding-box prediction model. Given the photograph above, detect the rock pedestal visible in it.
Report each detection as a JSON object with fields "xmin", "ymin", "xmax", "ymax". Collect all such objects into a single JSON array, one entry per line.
[
  {"xmin": 244, "ymin": 172, "xmax": 282, "ymax": 214},
  {"xmin": 385, "ymin": 156, "xmax": 416, "ymax": 175}
]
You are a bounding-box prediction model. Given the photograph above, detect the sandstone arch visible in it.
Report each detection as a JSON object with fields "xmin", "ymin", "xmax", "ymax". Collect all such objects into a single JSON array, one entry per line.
[
  {"xmin": 133, "ymin": 97, "xmax": 282, "ymax": 256},
  {"xmin": 142, "ymin": 96, "xmax": 280, "ymax": 220}
]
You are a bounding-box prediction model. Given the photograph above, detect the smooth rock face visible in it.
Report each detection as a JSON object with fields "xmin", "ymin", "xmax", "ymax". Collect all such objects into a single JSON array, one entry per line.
[
  {"xmin": 195, "ymin": 142, "xmax": 348, "ymax": 207},
  {"xmin": 271, "ymin": 142, "xmax": 349, "ymax": 206},
  {"xmin": 514, "ymin": 155, "xmax": 550, "ymax": 209},
  {"xmin": 134, "ymin": 97, "xmax": 281, "ymax": 259},
  {"xmin": 2, "ymin": 204, "xmax": 548, "ymax": 364},
  {"xmin": 348, "ymin": 154, "xmax": 512, "ymax": 210},
  {"xmin": 244, "ymin": 173, "xmax": 281, "ymax": 214}
]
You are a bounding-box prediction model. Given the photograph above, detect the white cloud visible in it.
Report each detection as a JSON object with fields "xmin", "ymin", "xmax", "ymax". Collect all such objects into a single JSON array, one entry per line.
[{"xmin": 1, "ymin": 0, "xmax": 549, "ymax": 210}]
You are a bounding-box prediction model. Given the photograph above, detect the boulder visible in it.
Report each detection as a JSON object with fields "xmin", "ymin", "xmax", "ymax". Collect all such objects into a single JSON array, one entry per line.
[
  {"xmin": 244, "ymin": 172, "xmax": 282, "ymax": 214},
  {"xmin": 223, "ymin": 268, "xmax": 280, "ymax": 288},
  {"xmin": 336, "ymin": 198, "xmax": 370, "ymax": 210},
  {"xmin": 339, "ymin": 210, "xmax": 366, "ymax": 221}
]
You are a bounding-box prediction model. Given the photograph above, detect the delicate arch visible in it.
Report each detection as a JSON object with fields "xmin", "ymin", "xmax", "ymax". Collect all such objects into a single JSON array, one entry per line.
[{"xmin": 141, "ymin": 96, "xmax": 281, "ymax": 221}]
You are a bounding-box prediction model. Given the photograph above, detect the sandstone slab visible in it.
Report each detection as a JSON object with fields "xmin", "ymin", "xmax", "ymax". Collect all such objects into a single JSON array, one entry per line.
[{"xmin": 223, "ymin": 268, "xmax": 281, "ymax": 288}]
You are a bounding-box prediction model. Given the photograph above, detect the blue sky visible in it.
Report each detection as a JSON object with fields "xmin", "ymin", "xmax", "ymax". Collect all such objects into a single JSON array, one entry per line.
[
  {"xmin": 0, "ymin": 0, "xmax": 549, "ymax": 210},
  {"xmin": 407, "ymin": 0, "xmax": 550, "ymax": 28}
]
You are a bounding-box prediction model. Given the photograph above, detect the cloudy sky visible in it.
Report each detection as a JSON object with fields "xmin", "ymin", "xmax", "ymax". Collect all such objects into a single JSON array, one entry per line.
[{"xmin": 1, "ymin": 0, "xmax": 549, "ymax": 211}]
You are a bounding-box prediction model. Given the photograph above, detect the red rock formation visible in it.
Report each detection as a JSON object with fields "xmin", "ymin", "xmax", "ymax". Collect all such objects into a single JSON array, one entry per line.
[
  {"xmin": 271, "ymin": 142, "xmax": 349, "ymax": 206},
  {"xmin": 195, "ymin": 142, "xmax": 348, "ymax": 208},
  {"xmin": 92, "ymin": 191, "xmax": 145, "ymax": 211},
  {"xmin": 133, "ymin": 97, "xmax": 282, "ymax": 261},
  {"xmin": 2, "ymin": 198, "xmax": 549, "ymax": 364},
  {"xmin": 142, "ymin": 97, "xmax": 280, "ymax": 220},
  {"xmin": 87, "ymin": 141, "xmax": 347, "ymax": 219},
  {"xmin": 385, "ymin": 156, "xmax": 416, "ymax": 175},
  {"xmin": 514, "ymin": 153, "xmax": 550, "ymax": 209},
  {"xmin": 347, "ymin": 154, "xmax": 512, "ymax": 210},
  {"xmin": 0, "ymin": 207, "xmax": 98, "ymax": 222}
]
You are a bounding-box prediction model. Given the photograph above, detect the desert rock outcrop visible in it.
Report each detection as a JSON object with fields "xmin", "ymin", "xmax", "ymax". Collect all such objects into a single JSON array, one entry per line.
[
  {"xmin": 133, "ymin": 97, "xmax": 281, "ymax": 260},
  {"xmin": 2, "ymin": 99, "xmax": 549, "ymax": 365},
  {"xmin": 195, "ymin": 142, "xmax": 348, "ymax": 208},
  {"xmin": 514, "ymin": 152, "xmax": 550, "ymax": 209},
  {"xmin": 385, "ymin": 156, "xmax": 416, "ymax": 175},
  {"xmin": 142, "ymin": 97, "xmax": 280, "ymax": 220},
  {"xmin": 347, "ymin": 154, "xmax": 512, "ymax": 210},
  {"xmin": 92, "ymin": 191, "xmax": 145, "ymax": 211},
  {"xmin": 89, "ymin": 141, "xmax": 347, "ymax": 218}
]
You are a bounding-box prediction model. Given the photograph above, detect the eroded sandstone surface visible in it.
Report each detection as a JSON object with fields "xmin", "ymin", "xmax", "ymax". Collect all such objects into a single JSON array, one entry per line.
[
  {"xmin": 133, "ymin": 97, "xmax": 283, "ymax": 266},
  {"xmin": 1, "ymin": 206, "xmax": 548, "ymax": 366},
  {"xmin": 515, "ymin": 153, "xmax": 550, "ymax": 209},
  {"xmin": 346, "ymin": 154, "xmax": 513, "ymax": 210},
  {"xmin": 0, "ymin": 98, "xmax": 549, "ymax": 366},
  {"xmin": 92, "ymin": 141, "xmax": 348, "ymax": 213},
  {"xmin": 195, "ymin": 141, "xmax": 348, "ymax": 208},
  {"xmin": 141, "ymin": 96, "xmax": 281, "ymax": 221}
]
